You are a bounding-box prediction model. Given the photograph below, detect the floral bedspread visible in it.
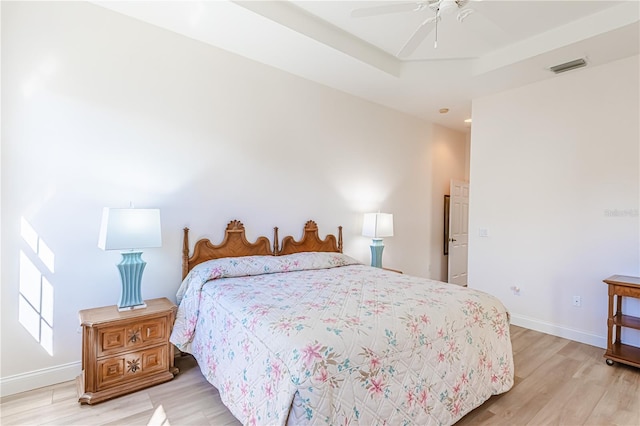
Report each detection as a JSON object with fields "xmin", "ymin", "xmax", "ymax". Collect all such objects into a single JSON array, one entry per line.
[{"xmin": 170, "ymin": 252, "xmax": 513, "ymax": 425}]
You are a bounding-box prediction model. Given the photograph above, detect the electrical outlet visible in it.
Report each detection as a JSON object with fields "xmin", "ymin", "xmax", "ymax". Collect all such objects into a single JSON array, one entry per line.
[{"xmin": 572, "ymin": 296, "xmax": 581, "ymax": 307}]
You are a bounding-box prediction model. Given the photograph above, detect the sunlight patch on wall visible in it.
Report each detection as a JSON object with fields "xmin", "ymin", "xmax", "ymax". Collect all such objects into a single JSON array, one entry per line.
[{"xmin": 19, "ymin": 217, "xmax": 55, "ymax": 356}]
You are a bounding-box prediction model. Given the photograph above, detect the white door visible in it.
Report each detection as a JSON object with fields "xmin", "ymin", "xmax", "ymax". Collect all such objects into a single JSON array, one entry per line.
[{"xmin": 447, "ymin": 180, "xmax": 469, "ymax": 286}]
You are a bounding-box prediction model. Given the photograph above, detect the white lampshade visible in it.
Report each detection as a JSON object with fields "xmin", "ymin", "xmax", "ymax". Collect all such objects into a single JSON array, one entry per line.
[
  {"xmin": 98, "ymin": 208, "xmax": 162, "ymax": 250},
  {"xmin": 362, "ymin": 213, "xmax": 394, "ymax": 238}
]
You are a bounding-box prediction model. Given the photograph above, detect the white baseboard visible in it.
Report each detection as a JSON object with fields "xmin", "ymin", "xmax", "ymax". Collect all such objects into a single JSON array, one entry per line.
[
  {"xmin": 0, "ymin": 361, "xmax": 82, "ymax": 397},
  {"xmin": 510, "ymin": 313, "xmax": 606, "ymax": 349}
]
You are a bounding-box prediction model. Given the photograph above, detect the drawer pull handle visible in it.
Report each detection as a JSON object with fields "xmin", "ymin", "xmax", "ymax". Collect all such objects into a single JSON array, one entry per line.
[
  {"xmin": 128, "ymin": 329, "xmax": 141, "ymax": 343},
  {"xmin": 127, "ymin": 358, "xmax": 141, "ymax": 373}
]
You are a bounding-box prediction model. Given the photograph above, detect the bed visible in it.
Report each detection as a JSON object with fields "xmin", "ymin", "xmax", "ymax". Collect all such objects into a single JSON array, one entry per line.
[{"xmin": 170, "ymin": 220, "xmax": 513, "ymax": 425}]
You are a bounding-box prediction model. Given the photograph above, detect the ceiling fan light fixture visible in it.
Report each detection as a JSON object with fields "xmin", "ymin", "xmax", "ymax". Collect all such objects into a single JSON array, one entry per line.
[
  {"xmin": 355, "ymin": 0, "xmax": 475, "ymax": 56},
  {"xmin": 549, "ymin": 58, "xmax": 587, "ymax": 74},
  {"xmin": 438, "ymin": 0, "xmax": 458, "ymax": 14}
]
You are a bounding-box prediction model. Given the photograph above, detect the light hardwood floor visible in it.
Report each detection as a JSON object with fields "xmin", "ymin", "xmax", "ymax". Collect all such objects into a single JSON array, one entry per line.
[{"xmin": 1, "ymin": 326, "xmax": 638, "ymax": 425}]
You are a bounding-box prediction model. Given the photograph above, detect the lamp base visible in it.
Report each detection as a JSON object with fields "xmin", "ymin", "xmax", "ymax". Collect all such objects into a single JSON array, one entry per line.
[
  {"xmin": 369, "ymin": 239, "xmax": 385, "ymax": 268},
  {"xmin": 117, "ymin": 302, "xmax": 147, "ymax": 312},
  {"xmin": 116, "ymin": 251, "xmax": 147, "ymax": 311}
]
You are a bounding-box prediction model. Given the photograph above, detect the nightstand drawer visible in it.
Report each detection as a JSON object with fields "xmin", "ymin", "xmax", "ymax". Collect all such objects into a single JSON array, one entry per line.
[
  {"xmin": 98, "ymin": 317, "xmax": 167, "ymax": 357},
  {"xmin": 97, "ymin": 345, "xmax": 167, "ymax": 389}
]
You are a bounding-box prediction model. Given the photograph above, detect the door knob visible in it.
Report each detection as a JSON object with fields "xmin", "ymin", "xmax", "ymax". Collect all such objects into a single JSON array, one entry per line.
[{"xmin": 450, "ymin": 238, "xmax": 457, "ymax": 242}]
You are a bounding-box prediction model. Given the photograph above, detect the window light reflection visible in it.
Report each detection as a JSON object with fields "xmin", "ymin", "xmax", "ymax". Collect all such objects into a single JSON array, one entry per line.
[{"xmin": 18, "ymin": 217, "xmax": 55, "ymax": 356}]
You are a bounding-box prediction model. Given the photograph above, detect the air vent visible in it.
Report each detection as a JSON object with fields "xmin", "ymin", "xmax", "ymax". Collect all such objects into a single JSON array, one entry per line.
[{"xmin": 549, "ymin": 58, "xmax": 587, "ymax": 74}]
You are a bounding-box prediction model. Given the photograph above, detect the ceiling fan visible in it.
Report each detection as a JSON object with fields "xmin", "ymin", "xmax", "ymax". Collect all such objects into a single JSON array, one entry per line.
[{"xmin": 351, "ymin": 0, "xmax": 475, "ymax": 56}]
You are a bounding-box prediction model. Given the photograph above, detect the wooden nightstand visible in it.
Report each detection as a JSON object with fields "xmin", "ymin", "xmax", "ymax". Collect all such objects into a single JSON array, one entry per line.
[
  {"xmin": 603, "ymin": 275, "xmax": 640, "ymax": 368},
  {"xmin": 77, "ymin": 297, "xmax": 178, "ymax": 404}
]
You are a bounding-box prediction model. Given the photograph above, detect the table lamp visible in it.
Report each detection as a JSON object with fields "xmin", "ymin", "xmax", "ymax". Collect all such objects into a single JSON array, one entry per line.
[
  {"xmin": 362, "ymin": 212, "xmax": 394, "ymax": 268},
  {"xmin": 98, "ymin": 208, "xmax": 161, "ymax": 311}
]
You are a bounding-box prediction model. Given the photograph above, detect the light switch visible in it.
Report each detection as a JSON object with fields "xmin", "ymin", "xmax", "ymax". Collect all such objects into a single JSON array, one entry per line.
[{"xmin": 479, "ymin": 228, "xmax": 489, "ymax": 237}]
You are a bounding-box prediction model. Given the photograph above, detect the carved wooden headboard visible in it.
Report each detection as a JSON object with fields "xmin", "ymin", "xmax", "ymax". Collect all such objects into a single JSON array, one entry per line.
[
  {"xmin": 182, "ymin": 220, "xmax": 343, "ymax": 279},
  {"xmin": 182, "ymin": 220, "xmax": 274, "ymax": 279},
  {"xmin": 276, "ymin": 220, "xmax": 342, "ymax": 256}
]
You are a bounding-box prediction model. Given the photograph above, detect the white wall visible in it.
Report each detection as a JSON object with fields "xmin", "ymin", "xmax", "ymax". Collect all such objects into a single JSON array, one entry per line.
[
  {"xmin": 469, "ymin": 55, "xmax": 640, "ymax": 347},
  {"xmin": 0, "ymin": 2, "xmax": 467, "ymax": 395}
]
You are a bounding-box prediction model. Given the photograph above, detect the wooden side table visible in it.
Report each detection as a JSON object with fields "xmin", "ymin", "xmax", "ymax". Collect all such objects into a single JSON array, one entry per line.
[
  {"xmin": 77, "ymin": 297, "xmax": 178, "ymax": 404},
  {"xmin": 603, "ymin": 275, "xmax": 640, "ymax": 368}
]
